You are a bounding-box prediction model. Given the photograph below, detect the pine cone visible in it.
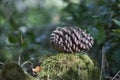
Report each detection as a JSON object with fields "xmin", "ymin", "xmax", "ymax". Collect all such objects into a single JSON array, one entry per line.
[{"xmin": 50, "ymin": 27, "xmax": 94, "ymax": 53}]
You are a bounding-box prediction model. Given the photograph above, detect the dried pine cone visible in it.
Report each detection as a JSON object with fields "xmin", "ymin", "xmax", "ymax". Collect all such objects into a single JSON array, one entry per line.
[{"xmin": 50, "ymin": 27, "xmax": 94, "ymax": 53}]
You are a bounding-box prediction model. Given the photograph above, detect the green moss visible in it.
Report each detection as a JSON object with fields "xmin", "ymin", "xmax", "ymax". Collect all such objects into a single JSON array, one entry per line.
[
  {"xmin": 0, "ymin": 61, "xmax": 35, "ymax": 80},
  {"xmin": 39, "ymin": 53, "xmax": 100, "ymax": 80}
]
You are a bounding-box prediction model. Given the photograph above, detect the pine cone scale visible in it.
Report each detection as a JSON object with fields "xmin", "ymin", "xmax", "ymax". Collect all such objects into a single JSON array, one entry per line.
[{"xmin": 50, "ymin": 27, "xmax": 94, "ymax": 53}]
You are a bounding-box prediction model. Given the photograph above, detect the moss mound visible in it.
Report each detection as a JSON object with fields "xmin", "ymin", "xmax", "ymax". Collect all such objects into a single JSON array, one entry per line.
[
  {"xmin": 0, "ymin": 61, "xmax": 35, "ymax": 80},
  {"xmin": 39, "ymin": 53, "xmax": 100, "ymax": 80}
]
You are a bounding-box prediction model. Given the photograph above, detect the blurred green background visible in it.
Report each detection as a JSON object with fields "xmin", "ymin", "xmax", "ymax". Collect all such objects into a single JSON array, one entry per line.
[{"xmin": 0, "ymin": 0, "xmax": 120, "ymax": 78}]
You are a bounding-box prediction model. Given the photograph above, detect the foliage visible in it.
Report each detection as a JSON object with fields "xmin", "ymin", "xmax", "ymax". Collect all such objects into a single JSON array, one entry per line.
[
  {"xmin": 0, "ymin": 0, "xmax": 120, "ymax": 79},
  {"xmin": 0, "ymin": 49, "xmax": 12, "ymax": 62},
  {"xmin": 0, "ymin": 0, "xmax": 61, "ymax": 62},
  {"xmin": 39, "ymin": 53, "xmax": 100, "ymax": 80},
  {"xmin": 61, "ymin": 0, "xmax": 120, "ymax": 76}
]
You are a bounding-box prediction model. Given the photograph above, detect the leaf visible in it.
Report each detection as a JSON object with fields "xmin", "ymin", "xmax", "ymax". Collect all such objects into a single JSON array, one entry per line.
[
  {"xmin": 8, "ymin": 31, "xmax": 24, "ymax": 44},
  {"xmin": 112, "ymin": 29, "xmax": 120, "ymax": 33},
  {"xmin": 96, "ymin": 26, "xmax": 106, "ymax": 44},
  {"xmin": 113, "ymin": 19, "xmax": 120, "ymax": 27},
  {"xmin": 8, "ymin": 34, "xmax": 19, "ymax": 44}
]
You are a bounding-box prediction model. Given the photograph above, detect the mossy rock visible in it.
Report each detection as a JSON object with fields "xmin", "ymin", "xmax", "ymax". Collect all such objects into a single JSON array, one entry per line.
[
  {"xmin": 0, "ymin": 61, "xmax": 36, "ymax": 80},
  {"xmin": 39, "ymin": 53, "xmax": 100, "ymax": 80}
]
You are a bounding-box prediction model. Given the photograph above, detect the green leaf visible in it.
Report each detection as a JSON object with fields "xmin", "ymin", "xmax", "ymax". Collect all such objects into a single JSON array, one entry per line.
[
  {"xmin": 112, "ymin": 29, "xmax": 120, "ymax": 33},
  {"xmin": 96, "ymin": 26, "xmax": 105, "ymax": 44},
  {"xmin": 8, "ymin": 32, "xmax": 23, "ymax": 44},
  {"xmin": 113, "ymin": 19, "xmax": 120, "ymax": 27},
  {"xmin": 8, "ymin": 34, "xmax": 19, "ymax": 44}
]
